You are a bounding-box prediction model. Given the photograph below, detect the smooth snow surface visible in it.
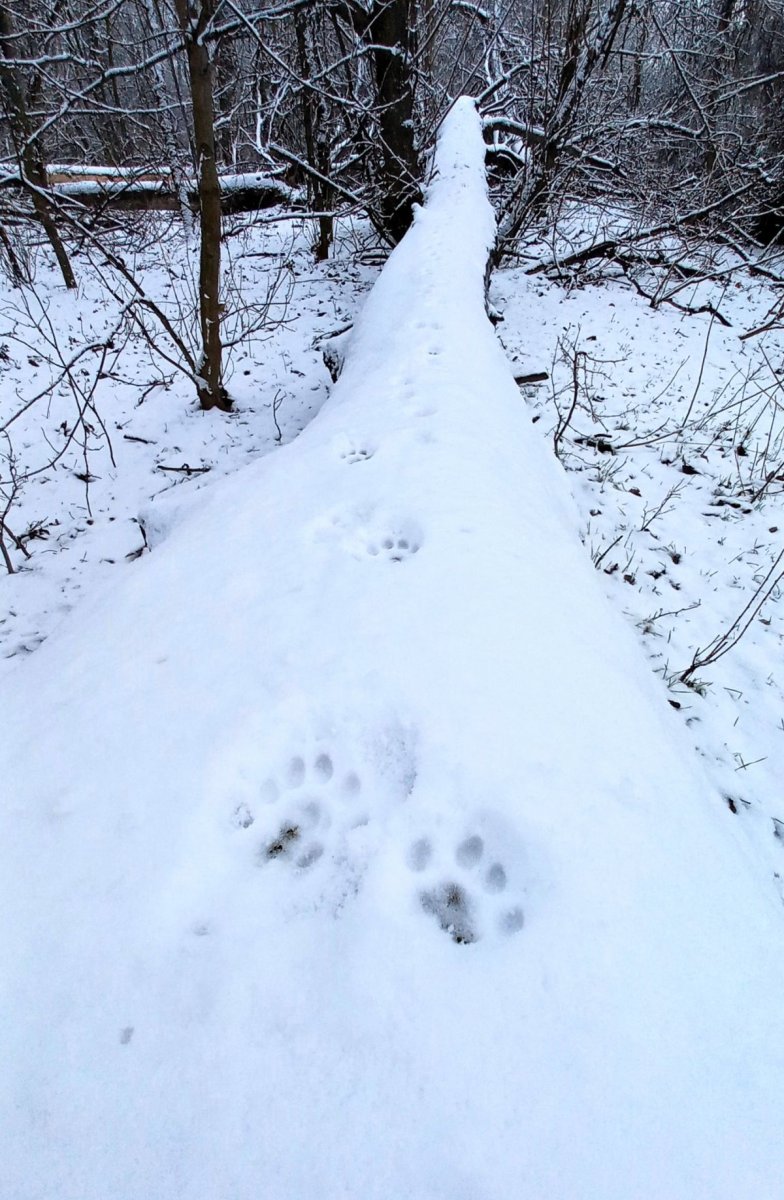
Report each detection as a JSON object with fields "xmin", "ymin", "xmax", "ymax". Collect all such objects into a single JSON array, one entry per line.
[{"xmin": 2, "ymin": 99, "xmax": 783, "ymax": 1199}]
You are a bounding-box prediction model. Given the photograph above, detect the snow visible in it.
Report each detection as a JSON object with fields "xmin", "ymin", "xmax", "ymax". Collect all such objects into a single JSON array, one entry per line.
[
  {"xmin": 493, "ymin": 222, "xmax": 784, "ymax": 909},
  {"xmin": 219, "ymin": 171, "xmax": 294, "ymax": 198},
  {"xmin": 46, "ymin": 169, "xmax": 295, "ymax": 202},
  {"xmin": 2, "ymin": 98, "xmax": 784, "ymax": 1199},
  {"xmin": 0, "ymin": 216, "xmax": 371, "ymax": 663},
  {"xmin": 51, "ymin": 177, "xmax": 170, "ymax": 196},
  {"xmin": 47, "ymin": 165, "xmax": 174, "ymax": 179}
]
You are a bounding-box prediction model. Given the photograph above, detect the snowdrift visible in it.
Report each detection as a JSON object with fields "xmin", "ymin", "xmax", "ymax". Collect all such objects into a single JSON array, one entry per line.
[{"xmin": 1, "ymin": 99, "xmax": 783, "ymax": 1200}]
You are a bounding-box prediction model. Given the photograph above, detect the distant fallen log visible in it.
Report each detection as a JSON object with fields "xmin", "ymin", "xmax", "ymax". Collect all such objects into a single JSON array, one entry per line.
[
  {"xmin": 201, "ymin": 172, "xmax": 299, "ymax": 215},
  {"xmin": 0, "ymin": 165, "xmax": 299, "ymax": 214}
]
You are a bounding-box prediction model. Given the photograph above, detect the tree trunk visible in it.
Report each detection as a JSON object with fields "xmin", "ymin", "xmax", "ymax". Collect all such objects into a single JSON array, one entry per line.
[
  {"xmin": 704, "ymin": 0, "xmax": 738, "ymax": 176},
  {"xmin": 0, "ymin": 218, "xmax": 25, "ymax": 284},
  {"xmin": 295, "ymin": 10, "xmax": 333, "ymax": 261},
  {"xmin": 174, "ymin": 0, "xmax": 228, "ymax": 411},
  {"xmin": 0, "ymin": 5, "xmax": 76, "ymax": 289},
  {"xmin": 367, "ymin": 0, "xmax": 421, "ymax": 243}
]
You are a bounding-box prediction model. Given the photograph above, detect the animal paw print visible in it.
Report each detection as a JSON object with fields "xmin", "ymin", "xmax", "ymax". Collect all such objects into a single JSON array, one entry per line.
[
  {"xmin": 366, "ymin": 533, "xmax": 420, "ymax": 563},
  {"xmin": 408, "ymin": 833, "xmax": 524, "ymax": 944},
  {"xmin": 233, "ymin": 752, "xmax": 364, "ymax": 874},
  {"xmin": 341, "ymin": 446, "xmax": 374, "ymax": 465}
]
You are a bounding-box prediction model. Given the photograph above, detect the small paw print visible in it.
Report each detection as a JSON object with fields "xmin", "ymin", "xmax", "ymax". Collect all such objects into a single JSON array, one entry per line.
[
  {"xmin": 366, "ymin": 534, "xmax": 420, "ymax": 562},
  {"xmin": 341, "ymin": 446, "xmax": 374, "ymax": 465}
]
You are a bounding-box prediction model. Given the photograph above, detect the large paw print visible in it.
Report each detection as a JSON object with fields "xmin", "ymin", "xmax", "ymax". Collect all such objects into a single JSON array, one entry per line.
[
  {"xmin": 232, "ymin": 751, "xmax": 364, "ymax": 874},
  {"xmin": 408, "ymin": 833, "xmax": 524, "ymax": 945}
]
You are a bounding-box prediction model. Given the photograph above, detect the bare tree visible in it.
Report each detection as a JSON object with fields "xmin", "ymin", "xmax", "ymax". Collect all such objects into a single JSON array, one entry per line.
[
  {"xmin": 294, "ymin": 6, "xmax": 333, "ymax": 260},
  {"xmin": 0, "ymin": 2, "xmax": 76, "ymax": 288},
  {"xmin": 487, "ymin": 0, "xmax": 630, "ymax": 262},
  {"xmin": 173, "ymin": 0, "xmax": 228, "ymax": 410}
]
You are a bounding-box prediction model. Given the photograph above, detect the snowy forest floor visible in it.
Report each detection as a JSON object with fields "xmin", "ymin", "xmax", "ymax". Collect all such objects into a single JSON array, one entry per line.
[{"xmin": 4, "ymin": 200, "xmax": 784, "ymax": 907}]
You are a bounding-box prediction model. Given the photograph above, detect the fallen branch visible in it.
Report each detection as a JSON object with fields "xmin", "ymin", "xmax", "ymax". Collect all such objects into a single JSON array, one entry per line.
[
  {"xmin": 679, "ymin": 548, "xmax": 784, "ymax": 683},
  {"xmin": 526, "ymin": 184, "xmax": 755, "ymax": 277},
  {"xmin": 157, "ymin": 463, "xmax": 211, "ymax": 475}
]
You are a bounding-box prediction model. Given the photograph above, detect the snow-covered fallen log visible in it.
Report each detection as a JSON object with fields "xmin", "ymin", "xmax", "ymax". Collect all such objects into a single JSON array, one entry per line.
[
  {"xmin": 1, "ymin": 98, "xmax": 783, "ymax": 1200},
  {"xmin": 0, "ymin": 165, "xmax": 296, "ymax": 213}
]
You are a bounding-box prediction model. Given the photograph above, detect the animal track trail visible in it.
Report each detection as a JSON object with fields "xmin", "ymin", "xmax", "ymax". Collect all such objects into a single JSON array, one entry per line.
[
  {"xmin": 408, "ymin": 832, "xmax": 524, "ymax": 944},
  {"xmin": 231, "ymin": 750, "xmax": 366, "ymax": 875}
]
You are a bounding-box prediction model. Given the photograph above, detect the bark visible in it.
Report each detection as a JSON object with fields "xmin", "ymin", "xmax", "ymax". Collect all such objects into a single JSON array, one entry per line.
[{"xmin": 174, "ymin": 0, "xmax": 228, "ymax": 411}]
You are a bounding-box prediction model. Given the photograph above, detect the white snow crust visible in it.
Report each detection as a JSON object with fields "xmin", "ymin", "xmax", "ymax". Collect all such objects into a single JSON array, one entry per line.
[{"xmin": 2, "ymin": 98, "xmax": 783, "ymax": 1200}]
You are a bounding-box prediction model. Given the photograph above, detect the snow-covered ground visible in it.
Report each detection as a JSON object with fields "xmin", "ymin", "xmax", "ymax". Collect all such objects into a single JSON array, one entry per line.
[
  {"xmin": 2, "ymin": 100, "xmax": 784, "ymax": 1199},
  {"xmin": 0, "ymin": 212, "xmax": 376, "ymax": 662},
  {"xmin": 494, "ymin": 228, "xmax": 784, "ymax": 909}
]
